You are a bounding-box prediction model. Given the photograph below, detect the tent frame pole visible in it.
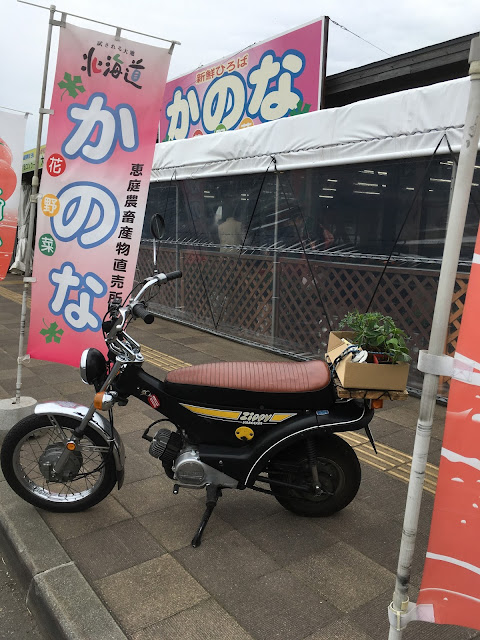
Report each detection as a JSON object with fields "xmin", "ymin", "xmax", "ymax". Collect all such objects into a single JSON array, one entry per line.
[{"xmin": 271, "ymin": 172, "xmax": 280, "ymax": 343}]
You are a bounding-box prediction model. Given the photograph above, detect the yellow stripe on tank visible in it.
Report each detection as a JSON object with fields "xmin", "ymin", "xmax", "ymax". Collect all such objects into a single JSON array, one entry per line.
[
  {"xmin": 269, "ymin": 413, "xmax": 297, "ymax": 422},
  {"xmin": 181, "ymin": 404, "xmax": 242, "ymax": 420}
]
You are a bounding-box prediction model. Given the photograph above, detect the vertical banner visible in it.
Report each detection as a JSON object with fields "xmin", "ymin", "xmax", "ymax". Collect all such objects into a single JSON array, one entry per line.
[
  {"xmin": 0, "ymin": 111, "xmax": 27, "ymax": 280},
  {"xmin": 159, "ymin": 17, "xmax": 327, "ymax": 141},
  {"xmin": 28, "ymin": 23, "xmax": 171, "ymax": 366},
  {"xmin": 417, "ymin": 227, "xmax": 480, "ymax": 630}
]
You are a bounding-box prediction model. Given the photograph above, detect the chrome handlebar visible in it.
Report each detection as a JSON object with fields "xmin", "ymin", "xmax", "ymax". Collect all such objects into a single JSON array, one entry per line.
[{"xmin": 105, "ymin": 271, "xmax": 182, "ymax": 361}]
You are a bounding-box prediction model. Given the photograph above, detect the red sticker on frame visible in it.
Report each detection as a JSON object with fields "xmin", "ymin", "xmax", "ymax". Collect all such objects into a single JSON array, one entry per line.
[{"xmin": 147, "ymin": 394, "xmax": 160, "ymax": 409}]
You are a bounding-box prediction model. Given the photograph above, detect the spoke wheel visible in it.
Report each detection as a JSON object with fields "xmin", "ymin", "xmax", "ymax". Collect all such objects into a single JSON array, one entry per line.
[
  {"xmin": 1, "ymin": 414, "xmax": 117, "ymax": 512},
  {"xmin": 267, "ymin": 434, "xmax": 361, "ymax": 517}
]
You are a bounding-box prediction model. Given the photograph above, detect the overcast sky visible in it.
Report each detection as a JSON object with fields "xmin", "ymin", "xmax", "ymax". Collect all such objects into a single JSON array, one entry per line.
[{"xmin": 2, "ymin": 0, "xmax": 480, "ymax": 148}]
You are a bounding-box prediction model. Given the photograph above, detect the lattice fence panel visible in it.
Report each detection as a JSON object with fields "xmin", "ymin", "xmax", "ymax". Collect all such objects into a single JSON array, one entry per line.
[
  {"xmin": 279, "ymin": 262, "xmax": 440, "ymax": 343},
  {"xmin": 367, "ymin": 273, "xmax": 438, "ymax": 346},
  {"xmin": 446, "ymin": 275, "xmax": 469, "ymax": 356},
  {"xmin": 135, "ymin": 244, "xmax": 178, "ymax": 310},
  {"xmin": 172, "ymin": 251, "xmax": 220, "ymax": 324},
  {"xmin": 181, "ymin": 250, "xmax": 273, "ymax": 336},
  {"xmin": 276, "ymin": 261, "xmax": 329, "ymax": 354},
  {"xmin": 134, "ymin": 244, "xmax": 151, "ymax": 282},
  {"xmin": 439, "ymin": 274, "xmax": 469, "ymax": 397}
]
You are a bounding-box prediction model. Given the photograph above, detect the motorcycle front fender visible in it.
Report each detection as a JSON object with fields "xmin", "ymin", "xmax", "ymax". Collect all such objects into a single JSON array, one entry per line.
[{"xmin": 34, "ymin": 401, "xmax": 126, "ymax": 489}]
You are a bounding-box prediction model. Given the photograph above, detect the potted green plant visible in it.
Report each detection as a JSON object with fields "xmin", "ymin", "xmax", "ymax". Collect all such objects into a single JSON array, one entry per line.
[
  {"xmin": 338, "ymin": 311, "xmax": 411, "ymax": 364},
  {"xmin": 325, "ymin": 311, "xmax": 410, "ymax": 391}
]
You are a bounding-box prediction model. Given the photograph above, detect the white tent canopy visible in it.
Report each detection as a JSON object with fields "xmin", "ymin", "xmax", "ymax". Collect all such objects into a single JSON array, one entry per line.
[{"xmin": 151, "ymin": 77, "xmax": 471, "ymax": 182}]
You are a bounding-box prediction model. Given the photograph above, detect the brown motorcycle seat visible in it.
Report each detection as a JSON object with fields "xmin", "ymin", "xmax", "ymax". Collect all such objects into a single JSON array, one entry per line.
[{"xmin": 166, "ymin": 360, "xmax": 331, "ymax": 393}]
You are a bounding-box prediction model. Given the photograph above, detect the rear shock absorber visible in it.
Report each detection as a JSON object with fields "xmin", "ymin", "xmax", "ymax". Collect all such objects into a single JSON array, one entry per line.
[{"xmin": 306, "ymin": 438, "xmax": 322, "ymax": 496}]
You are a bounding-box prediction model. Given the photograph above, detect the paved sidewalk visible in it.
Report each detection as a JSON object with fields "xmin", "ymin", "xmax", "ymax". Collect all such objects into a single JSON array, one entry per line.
[
  {"xmin": 0, "ymin": 274, "xmax": 478, "ymax": 640},
  {"xmin": 0, "ymin": 537, "xmax": 43, "ymax": 639}
]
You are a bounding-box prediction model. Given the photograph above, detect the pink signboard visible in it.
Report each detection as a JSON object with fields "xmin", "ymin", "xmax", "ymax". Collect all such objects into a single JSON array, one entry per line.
[
  {"xmin": 28, "ymin": 23, "xmax": 171, "ymax": 366},
  {"xmin": 159, "ymin": 17, "xmax": 327, "ymax": 141}
]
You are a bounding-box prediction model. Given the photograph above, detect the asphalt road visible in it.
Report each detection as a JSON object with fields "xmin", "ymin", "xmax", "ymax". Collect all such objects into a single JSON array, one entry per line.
[{"xmin": 0, "ymin": 539, "xmax": 44, "ymax": 640}]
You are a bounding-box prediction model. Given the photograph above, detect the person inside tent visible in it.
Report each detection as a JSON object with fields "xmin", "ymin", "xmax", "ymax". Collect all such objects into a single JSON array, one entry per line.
[{"xmin": 217, "ymin": 202, "xmax": 244, "ymax": 253}]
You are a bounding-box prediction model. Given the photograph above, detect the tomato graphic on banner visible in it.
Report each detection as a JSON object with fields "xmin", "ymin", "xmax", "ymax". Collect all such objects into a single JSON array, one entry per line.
[
  {"xmin": 0, "ymin": 117, "xmax": 27, "ymax": 280},
  {"xmin": 417, "ymin": 227, "xmax": 480, "ymax": 630},
  {"xmin": 28, "ymin": 23, "xmax": 172, "ymax": 366}
]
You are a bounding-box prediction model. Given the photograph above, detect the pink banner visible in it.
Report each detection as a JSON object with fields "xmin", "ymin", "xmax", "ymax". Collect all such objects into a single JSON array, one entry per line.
[
  {"xmin": 159, "ymin": 18, "xmax": 327, "ymax": 141},
  {"xmin": 417, "ymin": 228, "xmax": 480, "ymax": 629},
  {"xmin": 28, "ymin": 23, "xmax": 171, "ymax": 366},
  {"xmin": 0, "ymin": 110, "xmax": 27, "ymax": 280}
]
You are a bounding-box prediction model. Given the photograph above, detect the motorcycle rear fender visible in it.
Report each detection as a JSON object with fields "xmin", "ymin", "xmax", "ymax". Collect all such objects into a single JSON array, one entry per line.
[
  {"xmin": 34, "ymin": 402, "xmax": 125, "ymax": 489},
  {"xmin": 245, "ymin": 402, "xmax": 374, "ymax": 487},
  {"xmin": 199, "ymin": 400, "xmax": 374, "ymax": 489}
]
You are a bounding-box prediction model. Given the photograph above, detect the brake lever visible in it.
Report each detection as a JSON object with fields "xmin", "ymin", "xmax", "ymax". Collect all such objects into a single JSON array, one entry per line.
[{"xmin": 106, "ymin": 308, "xmax": 127, "ymax": 341}]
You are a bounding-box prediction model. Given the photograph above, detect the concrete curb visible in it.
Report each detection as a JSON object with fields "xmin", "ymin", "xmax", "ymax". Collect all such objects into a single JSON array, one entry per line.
[{"xmin": 0, "ymin": 474, "xmax": 127, "ymax": 640}]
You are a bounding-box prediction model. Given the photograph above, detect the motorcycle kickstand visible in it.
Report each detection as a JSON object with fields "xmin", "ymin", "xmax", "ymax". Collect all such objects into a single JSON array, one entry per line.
[{"xmin": 191, "ymin": 484, "xmax": 222, "ymax": 548}]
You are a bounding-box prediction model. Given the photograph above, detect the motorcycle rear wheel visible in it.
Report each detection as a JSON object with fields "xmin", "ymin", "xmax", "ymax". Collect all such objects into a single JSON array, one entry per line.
[
  {"xmin": 267, "ymin": 434, "xmax": 361, "ymax": 517},
  {"xmin": 1, "ymin": 414, "xmax": 117, "ymax": 513}
]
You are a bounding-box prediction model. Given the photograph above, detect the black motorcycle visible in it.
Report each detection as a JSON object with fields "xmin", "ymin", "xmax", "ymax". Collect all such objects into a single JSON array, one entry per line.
[{"xmin": 1, "ymin": 271, "xmax": 375, "ymax": 547}]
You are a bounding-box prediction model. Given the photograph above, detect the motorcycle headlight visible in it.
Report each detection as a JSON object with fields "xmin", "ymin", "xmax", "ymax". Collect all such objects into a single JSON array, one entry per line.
[{"xmin": 80, "ymin": 348, "xmax": 107, "ymax": 387}]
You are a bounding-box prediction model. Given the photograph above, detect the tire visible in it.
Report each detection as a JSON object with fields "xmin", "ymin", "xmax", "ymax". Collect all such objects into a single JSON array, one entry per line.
[
  {"xmin": 1, "ymin": 414, "xmax": 117, "ymax": 513},
  {"xmin": 267, "ymin": 434, "xmax": 361, "ymax": 517}
]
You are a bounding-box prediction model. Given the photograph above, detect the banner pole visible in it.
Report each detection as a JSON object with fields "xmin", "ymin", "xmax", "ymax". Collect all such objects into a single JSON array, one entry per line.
[
  {"xmin": 15, "ymin": 4, "xmax": 57, "ymax": 403},
  {"xmin": 387, "ymin": 35, "xmax": 480, "ymax": 639}
]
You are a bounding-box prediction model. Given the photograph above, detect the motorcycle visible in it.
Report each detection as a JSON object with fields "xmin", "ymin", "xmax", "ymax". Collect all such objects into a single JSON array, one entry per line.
[{"xmin": 1, "ymin": 270, "xmax": 376, "ymax": 547}]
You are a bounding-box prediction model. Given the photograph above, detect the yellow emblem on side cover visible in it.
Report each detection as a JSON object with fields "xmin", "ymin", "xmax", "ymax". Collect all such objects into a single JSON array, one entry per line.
[{"xmin": 235, "ymin": 426, "xmax": 254, "ymax": 441}]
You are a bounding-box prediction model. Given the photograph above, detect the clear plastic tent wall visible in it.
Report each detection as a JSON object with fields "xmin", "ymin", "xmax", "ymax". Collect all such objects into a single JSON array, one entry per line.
[{"xmin": 136, "ymin": 78, "xmax": 480, "ymax": 396}]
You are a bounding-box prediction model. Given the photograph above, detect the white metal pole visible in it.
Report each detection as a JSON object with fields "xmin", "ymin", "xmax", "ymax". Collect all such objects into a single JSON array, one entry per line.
[
  {"xmin": 388, "ymin": 34, "xmax": 480, "ymax": 639},
  {"xmin": 15, "ymin": 4, "xmax": 56, "ymax": 403},
  {"xmin": 175, "ymin": 183, "xmax": 180, "ymax": 308},
  {"xmin": 271, "ymin": 172, "xmax": 280, "ymax": 343}
]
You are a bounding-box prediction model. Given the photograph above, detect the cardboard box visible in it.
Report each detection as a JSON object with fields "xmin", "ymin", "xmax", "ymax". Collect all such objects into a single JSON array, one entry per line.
[{"xmin": 326, "ymin": 331, "xmax": 410, "ymax": 391}]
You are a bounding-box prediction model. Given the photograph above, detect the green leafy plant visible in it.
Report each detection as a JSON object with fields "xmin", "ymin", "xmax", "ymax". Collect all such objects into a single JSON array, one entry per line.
[{"xmin": 338, "ymin": 311, "xmax": 411, "ymax": 364}]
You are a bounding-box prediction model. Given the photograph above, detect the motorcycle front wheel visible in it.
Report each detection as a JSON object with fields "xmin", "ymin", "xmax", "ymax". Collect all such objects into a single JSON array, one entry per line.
[
  {"xmin": 1, "ymin": 414, "xmax": 117, "ymax": 512},
  {"xmin": 267, "ymin": 434, "xmax": 361, "ymax": 517}
]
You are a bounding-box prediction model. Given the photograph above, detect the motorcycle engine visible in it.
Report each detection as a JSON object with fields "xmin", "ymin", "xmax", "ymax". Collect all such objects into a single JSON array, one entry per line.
[
  {"xmin": 149, "ymin": 430, "xmax": 205, "ymax": 485},
  {"xmin": 174, "ymin": 451, "xmax": 207, "ymax": 486},
  {"xmin": 148, "ymin": 429, "xmax": 183, "ymax": 463},
  {"xmin": 148, "ymin": 429, "xmax": 237, "ymax": 488}
]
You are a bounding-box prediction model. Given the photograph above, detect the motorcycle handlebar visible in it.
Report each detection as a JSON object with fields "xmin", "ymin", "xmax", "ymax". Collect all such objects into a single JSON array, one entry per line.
[
  {"xmin": 112, "ymin": 271, "xmax": 183, "ymax": 333},
  {"xmin": 164, "ymin": 270, "xmax": 182, "ymax": 282},
  {"xmin": 107, "ymin": 272, "xmax": 182, "ymax": 353},
  {"xmin": 131, "ymin": 302, "xmax": 155, "ymax": 324}
]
